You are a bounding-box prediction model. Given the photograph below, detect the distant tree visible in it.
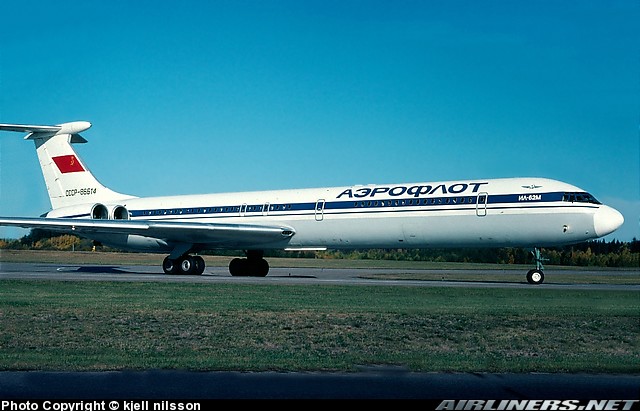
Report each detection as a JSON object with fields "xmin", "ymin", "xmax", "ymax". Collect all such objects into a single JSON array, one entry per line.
[{"xmin": 2, "ymin": 230, "xmax": 638, "ymax": 267}]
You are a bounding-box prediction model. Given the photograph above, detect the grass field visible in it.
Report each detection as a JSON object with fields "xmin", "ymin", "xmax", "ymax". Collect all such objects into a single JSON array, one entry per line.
[{"xmin": 0, "ymin": 250, "xmax": 638, "ymax": 373}]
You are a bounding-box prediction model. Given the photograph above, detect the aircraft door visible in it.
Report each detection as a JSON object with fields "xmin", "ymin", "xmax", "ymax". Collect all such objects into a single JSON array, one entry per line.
[
  {"xmin": 315, "ymin": 199, "xmax": 325, "ymax": 221},
  {"xmin": 476, "ymin": 192, "xmax": 488, "ymax": 217}
]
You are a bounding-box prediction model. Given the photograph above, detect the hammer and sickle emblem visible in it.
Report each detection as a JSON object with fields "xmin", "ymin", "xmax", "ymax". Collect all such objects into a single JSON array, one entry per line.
[{"xmin": 70, "ymin": 157, "xmax": 75, "ymax": 166}]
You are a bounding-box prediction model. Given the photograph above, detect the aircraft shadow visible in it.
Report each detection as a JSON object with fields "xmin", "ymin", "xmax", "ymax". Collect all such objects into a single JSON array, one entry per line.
[
  {"xmin": 54, "ymin": 266, "xmax": 133, "ymax": 274},
  {"xmin": 268, "ymin": 275, "xmax": 317, "ymax": 279}
]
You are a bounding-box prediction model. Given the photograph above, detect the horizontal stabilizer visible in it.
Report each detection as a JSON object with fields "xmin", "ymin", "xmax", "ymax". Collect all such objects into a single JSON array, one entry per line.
[
  {"xmin": 0, "ymin": 124, "xmax": 61, "ymax": 133},
  {"xmin": 0, "ymin": 121, "xmax": 91, "ymax": 139}
]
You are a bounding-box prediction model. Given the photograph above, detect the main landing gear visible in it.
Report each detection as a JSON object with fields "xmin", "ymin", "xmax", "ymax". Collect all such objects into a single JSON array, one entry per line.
[
  {"xmin": 526, "ymin": 248, "xmax": 548, "ymax": 285},
  {"xmin": 229, "ymin": 250, "xmax": 270, "ymax": 277},
  {"xmin": 161, "ymin": 250, "xmax": 269, "ymax": 276},
  {"xmin": 163, "ymin": 255, "xmax": 206, "ymax": 275}
]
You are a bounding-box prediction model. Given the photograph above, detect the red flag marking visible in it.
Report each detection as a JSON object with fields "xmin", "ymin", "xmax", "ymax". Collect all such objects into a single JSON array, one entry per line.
[{"xmin": 52, "ymin": 155, "xmax": 85, "ymax": 173}]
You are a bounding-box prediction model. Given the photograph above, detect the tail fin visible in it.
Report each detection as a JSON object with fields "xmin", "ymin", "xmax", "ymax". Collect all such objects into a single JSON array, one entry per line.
[{"xmin": 0, "ymin": 121, "xmax": 134, "ymax": 209}]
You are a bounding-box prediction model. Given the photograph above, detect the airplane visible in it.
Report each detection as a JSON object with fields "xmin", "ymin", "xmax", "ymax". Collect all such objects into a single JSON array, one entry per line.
[{"xmin": 0, "ymin": 121, "xmax": 625, "ymax": 284}]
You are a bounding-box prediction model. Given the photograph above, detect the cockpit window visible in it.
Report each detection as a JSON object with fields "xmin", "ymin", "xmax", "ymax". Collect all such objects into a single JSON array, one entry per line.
[{"xmin": 562, "ymin": 192, "xmax": 601, "ymax": 204}]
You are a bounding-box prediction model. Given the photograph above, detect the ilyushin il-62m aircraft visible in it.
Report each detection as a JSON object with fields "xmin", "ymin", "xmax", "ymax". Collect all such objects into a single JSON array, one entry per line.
[{"xmin": 0, "ymin": 121, "xmax": 624, "ymax": 284}]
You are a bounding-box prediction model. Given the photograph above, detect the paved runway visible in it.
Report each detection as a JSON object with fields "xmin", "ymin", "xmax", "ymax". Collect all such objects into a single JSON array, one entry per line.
[
  {"xmin": 0, "ymin": 369, "xmax": 638, "ymax": 400},
  {"xmin": 1, "ymin": 261, "xmax": 638, "ymax": 291}
]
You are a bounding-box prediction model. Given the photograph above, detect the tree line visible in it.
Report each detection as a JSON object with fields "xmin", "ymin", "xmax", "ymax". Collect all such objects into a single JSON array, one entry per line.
[{"xmin": 1, "ymin": 229, "xmax": 638, "ymax": 268}]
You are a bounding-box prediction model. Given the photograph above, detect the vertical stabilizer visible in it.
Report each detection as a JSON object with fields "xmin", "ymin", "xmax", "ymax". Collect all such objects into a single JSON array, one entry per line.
[{"xmin": 0, "ymin": 121, "xmax": 135, "ymax": 209}]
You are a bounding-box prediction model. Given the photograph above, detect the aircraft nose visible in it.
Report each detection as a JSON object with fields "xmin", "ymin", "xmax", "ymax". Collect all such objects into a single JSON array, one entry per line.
[{"xmin": 594, "ymin": 205, "xmax": 624, "ymax": 237}]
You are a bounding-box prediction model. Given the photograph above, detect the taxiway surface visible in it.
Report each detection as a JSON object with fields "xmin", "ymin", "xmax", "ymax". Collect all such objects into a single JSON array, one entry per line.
[
  {"xmin": 0, "ymin": 369, "xmax": 638, "ymax": 399},
  {"xmin": 0, "ymin": 262, "xmax": 638, "ymax": 291}
]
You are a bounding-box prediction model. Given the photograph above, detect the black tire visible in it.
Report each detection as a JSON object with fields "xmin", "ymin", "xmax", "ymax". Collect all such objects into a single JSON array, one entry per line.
[
  {"xmin": 526, "ymin": 269, "xmax": 544, "ymax": 285},
  {"xmin": 193, "ymin": 256, "xmax": 205, "ymax": 275},
  {"xmin": 254, "ymin": 258, "xmax": 269, "ymax": 277},
  {"xmin": 162, "ymin": 257, "xmax": 177, "ymax": 275},
  {"xmin": 229, "ymin": 257, "xmax": 269, "ymax": 277},
  {"xmin": 229, "ymin": 258, "xmax": 246, "ymax": 276},
  {"xmin": 178, "ymin": 255, "xmax": 195, "ymax": 275}
]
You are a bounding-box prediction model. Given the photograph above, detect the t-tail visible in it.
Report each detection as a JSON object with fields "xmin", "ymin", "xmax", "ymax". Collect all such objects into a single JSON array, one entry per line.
[{"xmin": 0, "ymin": 122, "xmax": 135, "ymax": 212}]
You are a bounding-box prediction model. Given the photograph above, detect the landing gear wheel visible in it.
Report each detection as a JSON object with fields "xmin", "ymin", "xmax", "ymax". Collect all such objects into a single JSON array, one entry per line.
[
  {"xmin": 253, "ymin": 258, "xmax": 269, "ymax": 277},
  {"xmin": 163, "ymin": 254, "xmax": 204, "ymax": 275},
  {"xmin": 178, "ymin": 255, "xmax": 195, "ymax": 275},
  {"xmin": 526, "ymin": 269, "xmax": 544, "ymax": 285},
  {"xmin": 163, "ymin": 257, "xmax": 177, "ymax": 275},
  {"xmin": 193, "ymin": 256, "xmax": 205, "ymax": 275},
  {"xmin": 229, "ymin": 256, "xmax": 269, "ymax": 277},
  {"xmin": 229, "ymin": 258, "xmax": 247, "ymax": 276}
]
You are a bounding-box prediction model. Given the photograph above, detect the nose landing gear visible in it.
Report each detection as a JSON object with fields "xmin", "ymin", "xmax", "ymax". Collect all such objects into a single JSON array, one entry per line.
[
  {"xmin": 526, "ymin": 268, "xmax": 544, "ymax": 285},
  {"xmin": 526, "ymin": 248, "xmax": 548, "ymax": 285}
]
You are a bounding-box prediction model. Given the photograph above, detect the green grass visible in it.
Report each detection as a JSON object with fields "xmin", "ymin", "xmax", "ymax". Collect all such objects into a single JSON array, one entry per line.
[{"xmin": 0, "ymin": 279, "xmax": 637, "ymax": 373}]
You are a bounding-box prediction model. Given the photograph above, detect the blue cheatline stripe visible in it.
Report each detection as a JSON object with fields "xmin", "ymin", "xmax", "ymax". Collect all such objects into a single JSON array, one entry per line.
[
  {"xmin": 122, "ymin": 204, "xmax": 596, "ymax": 222},
  {"xmin": 123, "ymin": 191, "xmax": 578, "ymax": 220}
]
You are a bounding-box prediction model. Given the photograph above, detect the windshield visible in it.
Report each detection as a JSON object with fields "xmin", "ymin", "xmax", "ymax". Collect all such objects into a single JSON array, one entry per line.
[{"xmin": 562, "ymin": 192, "xmax": 601, "ymax": 204}]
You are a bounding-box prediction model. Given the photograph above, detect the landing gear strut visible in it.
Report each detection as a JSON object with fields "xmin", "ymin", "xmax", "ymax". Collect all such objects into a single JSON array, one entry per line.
[
  {"xmin": 229, "ymin": 250, "xmax": 269, "ymax": 277},
  {"xmin": 163, "ymin": 255, "xmax": 205, "ymax": 275},
  {"xmin": 526, "ymin": 248, "xmax": 547, "ymax": 285}
]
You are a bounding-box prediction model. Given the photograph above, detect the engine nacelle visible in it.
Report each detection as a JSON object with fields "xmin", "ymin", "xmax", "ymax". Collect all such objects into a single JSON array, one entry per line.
[
  {"xmin": 111, "ymin": 205, "xmax": 130, "ymax": 220},
  {"xmin": 92, "ymin": 203, "xmax": 108, "ymax": 219},
  {"xmin": 46, "ymin": 203, "xmax": 129, "ymax": 220}
]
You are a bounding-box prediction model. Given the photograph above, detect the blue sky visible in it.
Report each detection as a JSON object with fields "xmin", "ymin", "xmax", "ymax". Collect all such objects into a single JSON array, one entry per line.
[{"xmin": 1, "ymin": 0, "xmax": 638, "ymax": 242}]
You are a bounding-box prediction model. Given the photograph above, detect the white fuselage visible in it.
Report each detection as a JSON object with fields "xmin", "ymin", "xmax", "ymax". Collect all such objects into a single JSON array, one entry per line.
[{"xmin": 47, "ymin": 177, "xmax": 622, "ymax": 254}]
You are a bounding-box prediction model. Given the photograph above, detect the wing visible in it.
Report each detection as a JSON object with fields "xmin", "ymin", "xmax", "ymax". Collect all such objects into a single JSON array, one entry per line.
[{"xmin": 0, "ymin": 217, "xmax": 295, "ymax": 248}]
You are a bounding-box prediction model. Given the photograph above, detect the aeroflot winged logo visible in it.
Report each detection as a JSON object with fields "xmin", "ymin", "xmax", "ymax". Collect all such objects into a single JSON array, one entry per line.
[{"xmin": 52, "ymin": 155, "xmax": 85, "ymax": 173}]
